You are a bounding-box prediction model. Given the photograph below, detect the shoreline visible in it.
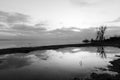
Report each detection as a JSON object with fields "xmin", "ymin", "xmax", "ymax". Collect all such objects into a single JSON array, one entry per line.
[{"xmin": 0, "ymin": 43, "xmax": 119, "ymax": 55}]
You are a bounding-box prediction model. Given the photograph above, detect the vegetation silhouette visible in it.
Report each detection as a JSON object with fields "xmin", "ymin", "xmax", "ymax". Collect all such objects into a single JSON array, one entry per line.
[
  {"xmin": 83, "ymin": 26, "xmax": 120, "ymax": 47},
  {"xmin": 83, "ymin": 26, "xmax": 107, "ymax": 43}
]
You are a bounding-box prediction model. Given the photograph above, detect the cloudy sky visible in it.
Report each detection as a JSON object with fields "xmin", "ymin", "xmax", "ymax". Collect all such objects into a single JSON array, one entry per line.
[
  {"xmin": 0, "ymin": 0, "xmax": 120, "ymax": 28},
  {"xmin": 0, "ymin": 0, "xmax": 120, "ymax": 44}
]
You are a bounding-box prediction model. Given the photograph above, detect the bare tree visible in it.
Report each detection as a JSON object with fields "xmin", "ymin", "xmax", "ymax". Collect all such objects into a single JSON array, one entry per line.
[{"xmin": 96, "ymin": 26, "xmax": 107, "ymax": 41}]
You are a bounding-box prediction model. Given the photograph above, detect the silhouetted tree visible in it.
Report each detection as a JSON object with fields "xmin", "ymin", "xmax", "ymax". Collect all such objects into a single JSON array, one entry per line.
[{"xmin": 96, "ymin": 26, "xmax": 107, "ymax": 41}]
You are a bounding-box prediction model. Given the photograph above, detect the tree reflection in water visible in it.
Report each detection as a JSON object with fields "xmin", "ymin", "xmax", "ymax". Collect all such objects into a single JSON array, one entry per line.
[
  {"xmin": 85, "ymin": 47, "xmax": 120, "ymax": 80},
  {"xmin": 73, "ymin": 47, "xmax": 120, "ymax": 80},
  {"xmin": 97, "ymin": 46, "xmax": 106, "ymax": 58}
]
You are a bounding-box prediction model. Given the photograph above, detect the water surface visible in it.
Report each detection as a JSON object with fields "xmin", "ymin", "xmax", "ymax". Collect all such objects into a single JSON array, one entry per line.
[{"xmin": 0, "ymin": 47, "xmax": 120, "ymax": 80}]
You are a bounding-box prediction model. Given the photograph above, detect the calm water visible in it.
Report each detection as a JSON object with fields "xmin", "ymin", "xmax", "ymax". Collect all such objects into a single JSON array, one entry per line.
[{"xmin": 0, "ymin": 47, "xmax": 120, "ymax": 80}]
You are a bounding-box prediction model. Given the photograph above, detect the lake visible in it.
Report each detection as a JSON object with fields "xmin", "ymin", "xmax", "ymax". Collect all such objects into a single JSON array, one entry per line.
[{"xmin": 0, "ymin": 47, "xmax": 120, "ymax": 80}]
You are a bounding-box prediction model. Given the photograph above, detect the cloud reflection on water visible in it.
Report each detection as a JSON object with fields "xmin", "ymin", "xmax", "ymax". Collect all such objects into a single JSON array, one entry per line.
[{"xmin": 0, "ymin": 47, "xmax": 119, "ymax": 80}]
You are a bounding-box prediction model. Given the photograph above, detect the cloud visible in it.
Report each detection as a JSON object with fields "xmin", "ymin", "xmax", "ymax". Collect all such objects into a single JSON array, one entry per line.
[
  {"xmin": 70, "ymin": 0, "xmax": 89, "ymax": 6},
  {"xmin": 0, "ymin": 11, "xmax": 48, "ymax": 36},
  {"xmin": 0, "ymin": 24, "xmax": 47, "ymax": 36},
  {"xmin": 0, "ymin": 32, "xmax": 18, "ymax": 36},
  {"xmin": 12, "ymin": 24, "xmax": 46, "ymax": 32},
  {"xmin": 0, "ymin": 11, "xmax": 30, "ymax": 25},
  {"xmin": 70, "ymin": 0, "xmax": 104, "ymax": 6},
  {"xmin": 0, "ymin": 24, "xmax": 5, "ymax": 29},
  {"xmin": 110, "ymin": 17, "xmax": 120, "ymax": 23}
]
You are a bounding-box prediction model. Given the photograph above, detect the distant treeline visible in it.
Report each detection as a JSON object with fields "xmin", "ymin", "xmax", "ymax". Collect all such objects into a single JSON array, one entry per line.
[
  {"xmin": 83, "ymin": 36, "xmax": 120, "ymax": 44},
  {"xmin": 103, "ymin": 36, "xmax": 120, "ymax": 43}
]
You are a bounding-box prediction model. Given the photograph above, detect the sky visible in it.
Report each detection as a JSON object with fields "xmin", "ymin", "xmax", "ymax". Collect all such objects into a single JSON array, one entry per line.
[
  {"xmin": 0, "ymin": 0, "xmax": 120, "ymax": 29},
  {"xmin": 0, "ymin": 0, "xmax": 120, "ymax": 44}
]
